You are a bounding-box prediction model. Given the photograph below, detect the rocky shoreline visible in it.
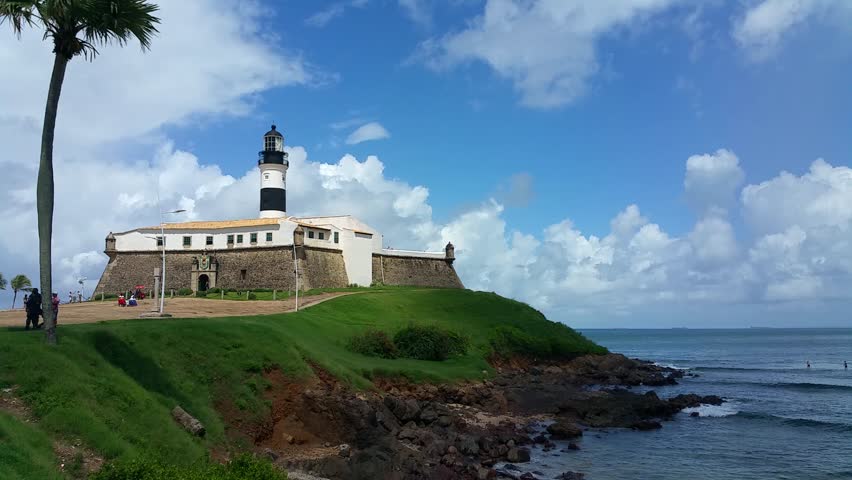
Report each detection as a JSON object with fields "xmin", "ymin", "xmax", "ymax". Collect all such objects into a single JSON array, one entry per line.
[{"xmin": 238, "ymin": 354, "xmax": 722, "ymax": 480}]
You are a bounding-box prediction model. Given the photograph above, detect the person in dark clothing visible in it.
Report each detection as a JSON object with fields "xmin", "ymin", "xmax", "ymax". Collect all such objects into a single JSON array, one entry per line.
[{"xmin": 25, "ymin": 288, "xmax": 42, "ymax": 330}]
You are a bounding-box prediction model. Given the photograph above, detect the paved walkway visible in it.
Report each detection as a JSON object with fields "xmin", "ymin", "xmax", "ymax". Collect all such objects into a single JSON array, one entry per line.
[{"xmin": 0, "ymin": 292, "xmax": 354, "ymax": 327}]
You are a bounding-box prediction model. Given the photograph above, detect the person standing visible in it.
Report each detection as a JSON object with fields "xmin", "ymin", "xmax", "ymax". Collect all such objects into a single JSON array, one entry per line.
[
  {"xmin": 77, "ymin": 290, "xmax": 82, "ymax": 303},
  {"xmin": 68, "ymin": 291, "xmax": 74, "ymax": 304},
  {"xmin": 25, "ymin": 288, "xmax": 42, "ymax": 330},
  {"xmin": 51, "ymin": 293, "xmax": 60, "ymax": 325}
]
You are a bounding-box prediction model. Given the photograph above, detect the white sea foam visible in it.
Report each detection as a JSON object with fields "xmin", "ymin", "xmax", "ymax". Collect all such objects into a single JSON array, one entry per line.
[
  {"xmin": 653, "ymin": 362, "xmax": 689, "ymax": 371},
  {"xmin": 682, "ymin": 403, "xmax": 739, "ymax": 418}
]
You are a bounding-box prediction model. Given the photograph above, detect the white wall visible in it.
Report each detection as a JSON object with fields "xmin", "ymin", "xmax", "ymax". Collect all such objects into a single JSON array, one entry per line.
[
  {"xmin": 114, "ymin": 222, "xmax": 297, "ymax": 251},
  {"xmin": 339, "ymin": 230, "xmax": 374, "ymax": 286}
]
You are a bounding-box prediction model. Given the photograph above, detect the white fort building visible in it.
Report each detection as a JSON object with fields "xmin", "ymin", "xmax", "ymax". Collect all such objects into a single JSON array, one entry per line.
[{"xmin": 95, "ymin": 126, "xmax": 462, "ymax": 295}]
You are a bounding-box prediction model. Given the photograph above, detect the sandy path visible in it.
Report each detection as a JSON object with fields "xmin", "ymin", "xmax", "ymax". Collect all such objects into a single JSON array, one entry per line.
[{"xmin": 0, "ymin": 292, "xmax": 354, "ymax": 327}]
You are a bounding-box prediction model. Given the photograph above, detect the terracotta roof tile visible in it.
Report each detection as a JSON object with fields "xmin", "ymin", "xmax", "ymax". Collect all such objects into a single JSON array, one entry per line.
[{"xmin": 141, "ymin": 218, "xmax": 282, "ymax": 230}]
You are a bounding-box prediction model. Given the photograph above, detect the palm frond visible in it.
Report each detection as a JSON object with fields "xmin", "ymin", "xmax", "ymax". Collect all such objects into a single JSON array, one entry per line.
[
  {"xmin": 0, "ymin": 0, "xmax": 40, "ymax": 35},
  {"xmin": 81, "ymin": 0, "xmax": 160, "ymax": 53}
]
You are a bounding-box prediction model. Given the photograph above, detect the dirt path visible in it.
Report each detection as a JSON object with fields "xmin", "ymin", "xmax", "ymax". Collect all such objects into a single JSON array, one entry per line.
[{"xmin": 0, "ymin": 292, "xmax": 355, "ymax": 327}]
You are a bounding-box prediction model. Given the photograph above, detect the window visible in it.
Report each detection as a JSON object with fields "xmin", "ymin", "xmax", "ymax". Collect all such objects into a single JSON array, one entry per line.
[
  {"xmin": 334, "ymin": 232, "xmax": 339, "ymax": 244},
  {"xmin": 240, "ymin": 269, "xmax": 247, "ymax": 280},
  {"xmin": 266, "ymin": 232, "xmax": 273, "ymax": 242},
  {"xmin": 308, "ymin": 230, "xmax": 315, "ymax": 239},
  {"xmin": 156, "ymin": 236, "xmax": 163, "ymax": 247},
  {"xmin": 206, "ymin": 236, "xmax": 213, "ymax": 246},
  {"xmin": 264, "ymin": 173, "xmax": 269, "ymax": 180},
  {"xmin": 264, "ymin": 136, "xmax": 276, "ymax": 151},
  {"xmin": 250, "ymin": 233, "xmax": 257, "ymax": 244},
  {"xmin": 227, "ymin": 235, "xmax": 234, "ymax": 245},
  {"xmin": 318, "ymin": 232, "xmax": 325, "ymax": 240},
  {"xmin": 183, "ymin": 236, "xmax": 191, "ymax": 247},
  {"xmin": 237, "ymin": 234, "xmax": 243, "ymax": 244}
]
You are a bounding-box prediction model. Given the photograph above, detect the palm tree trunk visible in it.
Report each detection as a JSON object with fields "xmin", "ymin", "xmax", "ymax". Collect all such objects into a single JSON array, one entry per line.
[
  {"xmin": 39, "ymin": 53, "xmax": 68, "ymax": 345},
  {"xmin": 12, "ymin": 290, "xmax": 17, "ymax": 310}
]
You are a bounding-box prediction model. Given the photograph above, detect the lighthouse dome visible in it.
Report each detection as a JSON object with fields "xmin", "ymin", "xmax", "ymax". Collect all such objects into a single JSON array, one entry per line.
[{"xmin": 264, "ymin": 124, "xmax": 283, "ymax": 138}]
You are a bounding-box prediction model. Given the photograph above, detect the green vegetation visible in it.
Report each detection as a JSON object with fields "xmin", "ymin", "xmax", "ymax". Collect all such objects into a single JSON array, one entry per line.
[
  {"xmin": 10, "ymin": 274, "xmax": 32, "ymax": 310},
  {"xmin": 92, "ymin": 455, "xmax": 286, "ymax": 480},
  {"xmin": 348, "ymin": 329, "xmax": 399, "ymax": 359},
  {"xmin": 393, "ymin": 325, "xmax": 469, "ymax": 361},
  {"xmin": 0, "ymin": 413, "xmax": 63, "ymax": 480},
  {"xmin": 0, "ymin": 288, "xmax": 603, "ymax": 478}
]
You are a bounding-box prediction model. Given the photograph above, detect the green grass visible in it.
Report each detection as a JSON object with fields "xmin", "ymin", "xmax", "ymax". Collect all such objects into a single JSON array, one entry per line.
[
  {"xmin": 191, "ymin": 285, "xmax": 408, "ymax": 301},
  {"xmin": 0, "ymin": 288, "xmax": 603, "ymax": 477},
  {"xmin": 0, "ymin": 413, "xmax": 64, "ymax": 479}
]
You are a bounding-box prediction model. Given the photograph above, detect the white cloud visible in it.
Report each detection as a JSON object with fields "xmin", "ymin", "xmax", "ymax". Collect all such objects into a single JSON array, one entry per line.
[
  {"xmin": 732, "ymin": 0, "xmax": 852, "ymax": 61},
  {"xmin": 305, "ymin": 0, "xmax": 370, "ymax": 28},
  {"xmin": 399, "ymin": 0, "xmax": 432, "ymax": 27},
  {"xmin": 684, "ymin": 149, "xmax": 745, "ymax": 214},
  {"xmin": 0, "ymin": 0, "xmax": 323, "ymax": 155},
  {"xmin": 416, "ymin": 0, "xmax": 680, "ymax": 108},
  {"xmin": 345, "ymin": 122, "xmax": 391, "ymax": 145}
]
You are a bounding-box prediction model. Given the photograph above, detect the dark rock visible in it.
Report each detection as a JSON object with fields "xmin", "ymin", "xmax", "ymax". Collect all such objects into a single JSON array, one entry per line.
[
  {"xmin": 507, "ymin": 447, "xmax": 531, "ymax": 463},
  {"xmin": 459, "ymin": 435, "xmax": 480, "ymax": 455},
  {"xmin": 567, "ymin": 442, "xmax": 580, "ymax": 450},
  {"xmin": 547, "ymin": 420, "xmax": 583, "ymax": 439},
  {"xmin": 338, "ymin": 444, "xmax": 351, "ymax": 458},
  {"xmin": 690, "ymin": 411, "xmax": 700, "ymax": 417},
  {"xmin": 630, "ymin": 420, "xmax": 662, "ymax": 430},
  {"xmin": 533, "ymin": 434, "xmax": 547, "ymax": 444},
  {"xmin": 519, "ymin": 473, "xmax": 538, "ymax": 480},
  {"xmin": 263, "ymin": 448, "xmax": 278, "ymax": 461},
  {"xmin": 555, "ymin": 471, "xmax": 586, "ymax": 480}
]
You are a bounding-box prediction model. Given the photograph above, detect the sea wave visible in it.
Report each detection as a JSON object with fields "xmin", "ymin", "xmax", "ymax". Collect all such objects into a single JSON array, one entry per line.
[
  {"xmin": 768, "ymin": 382, "xmax": 852, "ymax": 393},
  {"xmin": 736, "ymin": 412, "xmax": 852, "ymax": 433},
  {"xmin": 682, "ymin": 403, "xmax": 739, "ymax": 418},
  {"xmin": 653, "ymin": 362, "xmax": 690, "ymax": 371}
]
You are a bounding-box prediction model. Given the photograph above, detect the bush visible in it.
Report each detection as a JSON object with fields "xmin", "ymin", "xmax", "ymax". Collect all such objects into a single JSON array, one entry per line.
[
  {"xmin": 177, "ymin": 288, "xmax": 193, "ymax": 296},
  {"xmin": 92, "ymin": 454, "xmax": 287, "ymax": 480},
  {"xmin": 348, "ymin": 329, "xmax": 398, "ymax": 359},
  {"xmin": 247, "ymin": 292, "xmax": 257, "ymax": 300},
  {"xmin": 393, "ymin": 325, "xmax": 468, "ymax": 361},
  {"xmin": 207, "ymin": 287, "xmax": 221, "ymax": 295}
]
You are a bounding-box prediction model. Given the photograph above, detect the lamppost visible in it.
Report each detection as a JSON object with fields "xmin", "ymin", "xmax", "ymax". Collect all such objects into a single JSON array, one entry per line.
[{"xmin": 159, "ymin": 209, "xmax": 186, "ymax": 315}]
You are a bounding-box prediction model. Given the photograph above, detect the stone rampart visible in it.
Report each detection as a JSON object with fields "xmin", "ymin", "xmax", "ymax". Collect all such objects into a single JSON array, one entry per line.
[
  {"xmin": 94, "ymin": 246, "xmax": 348, "ymax": 295},
  {"xmin": 371, "ymin": 254, "xmax": 464, "ymax": 289}
]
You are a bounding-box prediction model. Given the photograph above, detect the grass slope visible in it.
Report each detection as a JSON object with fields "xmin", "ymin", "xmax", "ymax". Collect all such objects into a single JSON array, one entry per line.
[{"xmin": 0, "ymin": 288, "xmax": 602, "ymax": 477}]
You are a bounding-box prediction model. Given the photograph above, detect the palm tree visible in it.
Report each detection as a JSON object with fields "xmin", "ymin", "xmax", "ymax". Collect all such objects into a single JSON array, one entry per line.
[
  {"xmin": 1, "ymin": 0, "xmax": 159, "ymax": 344},
  {"xmin": 10, "ymin": 274, "xmax": 33, "ymax": 309},
  {"xmin": 0, "ymin": 272, "xmax": 6, "ymax": 291}
]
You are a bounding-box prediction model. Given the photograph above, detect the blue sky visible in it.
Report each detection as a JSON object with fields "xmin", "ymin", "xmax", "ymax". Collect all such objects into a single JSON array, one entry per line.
[
  {"xmin": 173, "ymin": 1, "xmax": 852, "ymax": 238},
  {"xmin": 2, "ymin": 0, "xmax": 852, "ymax": 327}
]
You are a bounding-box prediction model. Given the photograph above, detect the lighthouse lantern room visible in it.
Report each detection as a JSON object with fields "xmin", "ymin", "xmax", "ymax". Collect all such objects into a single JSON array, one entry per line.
[{"xmin": 258, "ymin": 124, "xmax": 289, "ymax": 218}]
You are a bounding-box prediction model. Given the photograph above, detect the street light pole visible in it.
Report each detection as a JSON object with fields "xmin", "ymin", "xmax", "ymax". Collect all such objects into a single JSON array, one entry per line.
[{"xmin": 159, "ymin": 209, "xmax": 186, "ymax": 315}]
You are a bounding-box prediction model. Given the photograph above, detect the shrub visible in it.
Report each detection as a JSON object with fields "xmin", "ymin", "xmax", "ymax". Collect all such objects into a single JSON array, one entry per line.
[
  {"xmin": 92, "ymin": 454, "xmax": 287, "ymax": 480},
  {"xmin": 393, "ymin": 325, "xmax": 468, "ymax": 361},
  {"xmin": 177, "ymin": 288, "xmax": 193, "ymax": 296},
  {"xmin": 348, "ymin": 329, "xmax": 398, "ymax": 359},
  {"xmin": 207, "ymin": 287, "xmax": 221, "ymax": 295},
  {"xmin": 247, "ymin": 292, "xmax": 257, "ymax": 300}
]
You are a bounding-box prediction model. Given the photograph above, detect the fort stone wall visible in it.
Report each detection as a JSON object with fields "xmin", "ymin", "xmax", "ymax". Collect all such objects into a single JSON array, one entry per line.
[
  {"xmin": 371, "ymin": 254, "xmax": 464, "ymax": 289},
  {"xmin": 94, "ymin": 246, "xmax": 348, "ymax": 295}
]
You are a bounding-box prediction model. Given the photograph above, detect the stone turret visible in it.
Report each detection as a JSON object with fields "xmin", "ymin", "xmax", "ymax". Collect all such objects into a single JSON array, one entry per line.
[
  {"xmin": 105, "ymin": 232, "xmax": 116, "ymax": 253},
  {"xmin": 445, "ymin": 242, "xmax": 455, "ymax": 263},
  {"xmin": 293, "ymin": 225, "xmax": 305, "ymax": 246}
]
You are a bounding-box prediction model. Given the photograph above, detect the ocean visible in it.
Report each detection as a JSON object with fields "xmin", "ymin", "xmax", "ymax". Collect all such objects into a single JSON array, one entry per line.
[{"xmin": 506, "ymin": 328, "xmax": 852, "ymax": 480}]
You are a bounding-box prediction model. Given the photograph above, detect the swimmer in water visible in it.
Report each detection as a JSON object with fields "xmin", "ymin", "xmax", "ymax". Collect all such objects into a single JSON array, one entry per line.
[
  {"xmin": 845, "ymin": 361, "xmax": 848, "ymax": 369},
  {"xmin": 806, "ymin": 360, "xmax": 811, "ymax": 368}
]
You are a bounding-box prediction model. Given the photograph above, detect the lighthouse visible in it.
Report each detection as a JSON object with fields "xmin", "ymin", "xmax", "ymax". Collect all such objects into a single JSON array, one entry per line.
[{"xmin": 258, "ymin": 125, "xmax": 288, "ymax": 218}]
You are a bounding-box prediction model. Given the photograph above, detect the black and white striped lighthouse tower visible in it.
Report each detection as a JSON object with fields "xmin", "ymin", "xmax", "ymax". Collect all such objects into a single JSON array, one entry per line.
[{"xmin": 258, "ymin": 125, "xmax": 289, "ymax": 218}]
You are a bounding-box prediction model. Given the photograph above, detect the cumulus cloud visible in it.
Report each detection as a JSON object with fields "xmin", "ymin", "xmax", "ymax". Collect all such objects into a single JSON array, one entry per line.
[
  {"xmin": 732, "ymin": 0, "xmax": 852, "ymax": 61},
  {"xmin": 345, "ymin": 122, "xmax": 391, "ymax": 145},
  {"xmin": 684, "ymin": 149, "xmax": 745, "ymax": 214},
  {"xmin": 415, "ymin": 0, "xmax": 680, "ymax": 108}
]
